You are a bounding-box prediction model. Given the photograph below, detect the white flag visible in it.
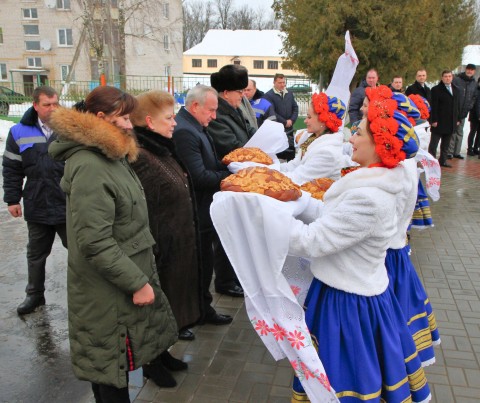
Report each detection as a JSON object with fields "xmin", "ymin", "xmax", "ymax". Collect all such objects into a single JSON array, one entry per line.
[{"xmin": 326, "ymin": 31, "xmax": 359, "ymax": 115}]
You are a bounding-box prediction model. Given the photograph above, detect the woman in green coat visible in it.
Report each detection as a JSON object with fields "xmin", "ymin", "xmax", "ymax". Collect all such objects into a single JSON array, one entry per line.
[{"xmin": 48, "ymin": 86, "xmax": 177, "ymax": 402}]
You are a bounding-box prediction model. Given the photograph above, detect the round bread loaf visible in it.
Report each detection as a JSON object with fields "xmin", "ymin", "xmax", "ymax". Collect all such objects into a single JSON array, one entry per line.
[
  {"xmin": 300, "ymin": 178, "xmax": 335, "ymax": 200},
  {"xmin": 222, "ymin": 147, "xmax": 273, "ymax": 165},
  {"xmin": 221, "ymin": 166, "xmax": 301, "ymax": 201}
]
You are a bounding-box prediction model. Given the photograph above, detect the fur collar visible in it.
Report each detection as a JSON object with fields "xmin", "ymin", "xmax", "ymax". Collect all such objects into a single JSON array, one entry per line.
[{"xmin": 49, "ymin": 107, "xmax": 138, "ymax": 162}]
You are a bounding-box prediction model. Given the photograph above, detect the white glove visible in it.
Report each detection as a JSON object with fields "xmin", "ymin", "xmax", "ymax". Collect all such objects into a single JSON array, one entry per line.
[
  {"xmin": 228, "ymin": 161, "xmax": 268, "ymax": 174},
  {"xmin": 286, "ymin": 191, "xmax": 312, "ymax": 217}
]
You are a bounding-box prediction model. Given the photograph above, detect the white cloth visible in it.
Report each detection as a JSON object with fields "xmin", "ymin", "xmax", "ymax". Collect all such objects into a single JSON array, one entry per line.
[
  {"xmin": 244, "ymin": 119, "xmax": 289, "ymax": 157},
  {"xmin": 389, "ymin": 159, "xmax": 419, "ymax": 249},
  {"xmin": 211, "ymin": 192, "xmax": 339, "ymax": 403},
  {"xmin": 289, "ymin": 166, "xmax": 402, "ymax": 296},
  {"xmin": 414, "ymin": 121, "xmax": 441, "ymax": 201},
  {"xmin": 325, "ymin": 31, "xmax": 359, "ymax": 126},
  {"xmin": 276, "ymin": 132, "xmax": 346, "ymax": 184}
]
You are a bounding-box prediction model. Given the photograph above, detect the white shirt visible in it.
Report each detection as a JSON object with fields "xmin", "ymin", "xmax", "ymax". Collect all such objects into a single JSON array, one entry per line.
[{"xmin": 38, "ymin": 118, "xmax": 53, "ymax": 140}]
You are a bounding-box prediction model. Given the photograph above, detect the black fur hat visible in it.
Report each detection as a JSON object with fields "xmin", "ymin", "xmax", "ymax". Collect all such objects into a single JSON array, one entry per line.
[{"xmin": 210, "ymin": 64, "xmax": 248, "ymax": 93}]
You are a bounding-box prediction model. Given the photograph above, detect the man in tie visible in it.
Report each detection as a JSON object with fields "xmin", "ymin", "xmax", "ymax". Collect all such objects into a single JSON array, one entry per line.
[
  {"xmin": 428, "ymin": 70, "xmax": 461, "ymax": 167},
  {"xmin": 2, "ymin": 86, "xmax": 67, "ymax": 314}
]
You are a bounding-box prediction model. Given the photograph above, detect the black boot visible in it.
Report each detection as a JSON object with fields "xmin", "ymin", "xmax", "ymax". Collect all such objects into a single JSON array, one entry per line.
[
  {"xmin": 160, "ymin": 350, "xmax": 188, "ymax": 371},
  {"xmin": 143, "ymin": 358, "xmax": 177, "ymax": 388},
  {"xmin": 17, "ymin": 295, "xmax": 45, "ymax": 315}
]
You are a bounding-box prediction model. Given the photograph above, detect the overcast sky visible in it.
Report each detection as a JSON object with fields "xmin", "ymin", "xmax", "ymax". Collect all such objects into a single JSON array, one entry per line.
[{"xmin": 235, "ymin": 0, "xmax": 273, "ymax": 8}]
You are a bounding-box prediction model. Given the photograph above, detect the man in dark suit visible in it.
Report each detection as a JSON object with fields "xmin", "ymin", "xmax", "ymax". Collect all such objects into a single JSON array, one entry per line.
[
  {"xmin": 405, "ymin": 69, "xmax": 432, "ymax": 103},
  {"xmin": 173, "ymin": 85, "xmax": 233, "ymax": 327},
  {"xmin": 428, "ymin": 70, "xmax": 460, "ymax": 167},
  {"xmin": 264, "ymin": 73, "xmax": 299, "ymax": 160}
]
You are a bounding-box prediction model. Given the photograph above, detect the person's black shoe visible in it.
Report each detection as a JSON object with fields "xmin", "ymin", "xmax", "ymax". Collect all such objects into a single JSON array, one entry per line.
[
  {"xmin": 203, "ymin": 313, "xmax": 233, "ymax": 325},
  {"xmin": 215, "ymin": 284, "xmax": 244, "ymax": 298},
  {"xmin": 440, "ymin": 162, "xmax": 452, "ymax": 168},
  {"xmin": 467, "ymin": 149, "xmax": 475, "ymax": 156},
  {"xmin": 160, "ymin": 351, "xmax": 188, "ymax": 371},
  {"xmin": 17, "ymin": 295, "xmax": 46, "ymax": 315},
  {"xmin": 143, "ymin": 360, "xmax": 177, "ymax": 388},
  {"xmin": 447, "ymin": 154, "xmax": 453, "ymax": 159},
  {"xmin": 474, "ymin": 149, "xmax": 479, "ymax": 155},
  {"xmin": 178, "ymin": 329, "xmax": 195, "ymax": 341},
  {"xmin": 454, "ymin": 154, "xmax": 464, "ymax": 159}
]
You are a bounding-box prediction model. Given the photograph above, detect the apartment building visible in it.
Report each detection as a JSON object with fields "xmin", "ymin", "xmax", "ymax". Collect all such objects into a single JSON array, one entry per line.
[{"xmin": 0, "ymin": 0, "xmax": 183, "ymax": 95}]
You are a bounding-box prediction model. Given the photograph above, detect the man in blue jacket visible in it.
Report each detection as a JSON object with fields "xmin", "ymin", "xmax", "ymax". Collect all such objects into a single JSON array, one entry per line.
[{"xmin": 2, "ymin": 86, "xmax": 67, "ymax": 315}]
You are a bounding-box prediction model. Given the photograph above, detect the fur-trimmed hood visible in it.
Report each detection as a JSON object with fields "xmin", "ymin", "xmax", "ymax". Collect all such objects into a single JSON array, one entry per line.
[{"xmin": 48, "ymin": 107, "xmax": 138, "ymax": 162}]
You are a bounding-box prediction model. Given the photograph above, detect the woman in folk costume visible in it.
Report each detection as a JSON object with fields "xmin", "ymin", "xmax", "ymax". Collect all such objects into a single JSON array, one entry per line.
[
  {"xmin": 275, "ymin": 93, "xmax": 347, "ymax": 184},
  {"xmin": 289, "ymin": 96, "xmax": 431, "ymax": 401},
  {"xmin": 48, "ymin": 86, "xmax": 177, "ymax": 402},
  {"xmin": 408, "ymin": 94, "xmax": 436, "ymax": 229},
  {"xmin": 364, "ymin": 87, "xmax": 441, "ymax": 365}
]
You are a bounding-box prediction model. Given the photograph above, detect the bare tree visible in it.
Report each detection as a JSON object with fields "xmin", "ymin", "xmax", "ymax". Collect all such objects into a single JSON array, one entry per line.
[
  {"xmin": 214, "ymin": 0, "xmax": 233, "ymax": 29},
  {"xmin": 79, "ymin": 0, "xmax": 183, "ymax": 86},
  {"xmin": 229, "ymin": 5, "xmax": 254, "ymax": 30},
  {"xmin": 183, "ymin": 0, "xmax": 214, "ymax": 50}
]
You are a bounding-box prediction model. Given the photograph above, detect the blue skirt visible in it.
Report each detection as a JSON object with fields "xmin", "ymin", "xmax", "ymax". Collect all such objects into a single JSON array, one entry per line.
[
  {"xmin": 292, "ymin": 279, "xmax": 431, "ymax": 403},
  {"xmin": 411, "ymin": 181, "xmax": 433, "ymax": 229},
  {"xmin": 386, "ymin": 246, "xmax": 440, "ymax": 366}
]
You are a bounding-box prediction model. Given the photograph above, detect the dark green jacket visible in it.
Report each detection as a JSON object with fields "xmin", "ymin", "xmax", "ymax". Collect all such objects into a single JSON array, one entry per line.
[{"xmin": 48, "ymin": 108, "xmax": 177, "ymax": 388}]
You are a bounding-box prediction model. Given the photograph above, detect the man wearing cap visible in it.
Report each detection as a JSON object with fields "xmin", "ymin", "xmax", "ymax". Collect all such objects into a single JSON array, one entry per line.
[
  {"xmin": 405, "ymin": 69, "xmax": 432, "ymax": 103},
  {"xmin": 208, "ymin": 64, "xmax": 256, "ymax": 160},
  {"xmin": 448, "ymin": 63, "xmax": 477, "ymax": 159},
  {"xmin": 429, "ymin": 70, "xmax": 461, "ymax": 168}
]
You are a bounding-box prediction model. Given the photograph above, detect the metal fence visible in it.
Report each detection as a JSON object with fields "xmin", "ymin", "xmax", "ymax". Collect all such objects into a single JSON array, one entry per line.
[{"xmin": 1, "ymin": 76, "xmax": 313, "ymax": 117}]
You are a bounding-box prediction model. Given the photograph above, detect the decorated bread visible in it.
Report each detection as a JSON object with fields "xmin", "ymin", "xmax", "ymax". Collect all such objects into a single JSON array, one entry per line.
[
  {"xmin": 300, "ymin": 178, "xmax": 334, "ymax": 200},
  {"xmin": 222, "ymin": 147, "xmax": 273, "ymax": 165},
  {"xmin": 221, "ymin": 166, "xmax": 301, "ymax": 202}
]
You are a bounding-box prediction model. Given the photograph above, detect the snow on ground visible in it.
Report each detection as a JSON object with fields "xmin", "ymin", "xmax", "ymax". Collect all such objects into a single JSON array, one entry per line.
[{"xmin": 0, "ymin": 119, "xmax": 15, "ymax": 156}]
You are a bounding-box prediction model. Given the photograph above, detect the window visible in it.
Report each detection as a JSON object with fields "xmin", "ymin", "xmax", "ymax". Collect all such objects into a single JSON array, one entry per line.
[
  {"xmin": 163, "ymin": 34, "xmax": 169, "ymax": 50},
  {"xmin": 58, "ymin": 28, "xmax": 73, "ymax": 46},
  {"xmin": 207, "ymin": 59, "xmax": 217, "ymax": 68},
  {"xmin": 23, "ymin": 25, "xmax": 39, "ymax": 35},
  {"xmin": 0, "ymin": 64, "xmax": 7, "ymax": 80},
  {"xmin": 57, "ymin": 0, "xmax": 71, "ymax": 9},
  {"xmin": 0, "ymin": 28, "xmax": 3, "ymax": 44},
  {"xmin": 233, "ymin": 60, "xmax": 241, "ymax": 65},
  {"xmin": 163, "ymin": 2, "xmax": 169, "ymax": 19},
  {"xmin": 25, "ymin": 41, "xmax": 40, "ymax": 50},
  {"xmin": 22, "ymin": 8, "xmax": 38, "ymax": 19},
  {"xmin": 27, "ymin": 57, "xmax": 42, "ymax": 67},
  {"xmin": 61, "ymin": 65, "xmax": 74, "ymax": 81},
  {"xmin": 192, "ymin": 59, "xmax": 202, "ymax": 68},
  {"xmin": 267, "ymin": 60, "xmax": 278, "ymax": 69},
  {"xmin": 253, "ymin": 60, "xmax": 264, "ymax": 69}
]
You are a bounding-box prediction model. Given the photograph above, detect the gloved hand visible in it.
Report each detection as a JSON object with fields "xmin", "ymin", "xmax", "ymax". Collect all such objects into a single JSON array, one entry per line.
[
  {"xmin": 228, "ymin": 161, "xmax": 268, "ymax": 174},
  {"xmin": 286, "ymin": 191, "xmax": 312, "ymax": 216}
]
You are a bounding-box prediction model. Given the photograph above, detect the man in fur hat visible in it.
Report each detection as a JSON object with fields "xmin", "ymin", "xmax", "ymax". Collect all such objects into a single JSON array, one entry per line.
[{"xmin": 208, "ymin": 64, "xmax": 256, "ymax": 160}]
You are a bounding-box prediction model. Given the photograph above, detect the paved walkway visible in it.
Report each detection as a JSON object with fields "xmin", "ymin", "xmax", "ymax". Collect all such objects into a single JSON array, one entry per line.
[
  {"xmin": 132, "ymin": 155, "xmax": 480, "ymax": 403},
  {"xmin": 0, "ymin": 154, "xmax": 479, "ymax": 403}
]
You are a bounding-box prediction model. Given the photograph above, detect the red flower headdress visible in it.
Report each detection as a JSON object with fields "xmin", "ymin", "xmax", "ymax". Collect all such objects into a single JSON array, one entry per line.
[
  {"xmin": 312, "ymin": 93, "xmax": 344, "ymax": 133},
  {"xmin": 408, "ymin": 94, "xmax": 430, "ymax": 120}
]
